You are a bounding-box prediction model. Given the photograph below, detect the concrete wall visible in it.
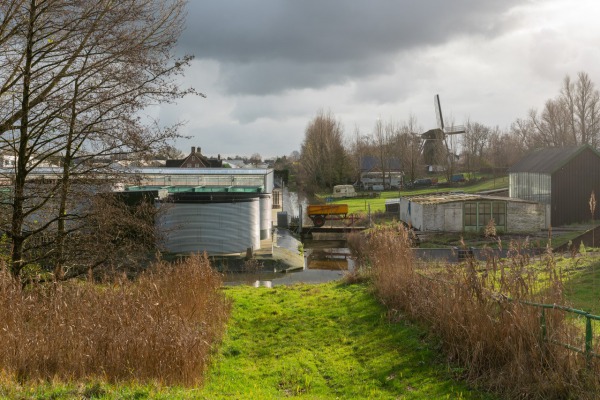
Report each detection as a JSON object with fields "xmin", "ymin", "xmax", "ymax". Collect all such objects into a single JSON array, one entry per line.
[
  {"xmin": 399, "ymin": 198, "xmax": 424, "ymax": 230},
  {"xmin": 506, "ymin": 202, "xmax": 547, "ymax": 233},
  {"xmin": 422, "ymin": 203, "xmax": 464, "ymax": 232}
]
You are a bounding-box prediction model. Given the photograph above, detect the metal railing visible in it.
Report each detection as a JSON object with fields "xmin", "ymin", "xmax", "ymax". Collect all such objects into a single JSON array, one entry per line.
[
  {"xmin": 414, "ymin": 270, "xmax": 600, "ymax": 366},
  {"xmin": 521, "ymin": 300, "xmax": 600, "ymax": 365}
]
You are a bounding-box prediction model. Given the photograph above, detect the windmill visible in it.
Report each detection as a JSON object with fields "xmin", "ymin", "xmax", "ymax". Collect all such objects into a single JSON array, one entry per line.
[{"xmin": 421, "ymin": 94, "xmax": 465, "ymax": 166}]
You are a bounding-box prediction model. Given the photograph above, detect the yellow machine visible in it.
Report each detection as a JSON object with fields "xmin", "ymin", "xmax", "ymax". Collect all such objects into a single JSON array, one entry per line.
[{"xmin": 306, "ymin": 204, "xmax": 349, "ymax": 227}]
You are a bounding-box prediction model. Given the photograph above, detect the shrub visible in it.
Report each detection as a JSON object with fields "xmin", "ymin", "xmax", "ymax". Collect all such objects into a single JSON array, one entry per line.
[
  {"xmin": 361, "ymin": 225, "xmax": 600, "ymax": 399},
  {"xmin": 0, "ymin": 253, "xmax": 230, "ymax": 386}
]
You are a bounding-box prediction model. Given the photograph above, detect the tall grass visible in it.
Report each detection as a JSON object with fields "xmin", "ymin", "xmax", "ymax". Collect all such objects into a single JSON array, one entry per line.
[
  {"xmin": 350, "ymin": 225, "xmax": 600, "ymax": 399},
  {"xmin": 0, "ymin": 253, "xmax": 230, "ymax": 386}
]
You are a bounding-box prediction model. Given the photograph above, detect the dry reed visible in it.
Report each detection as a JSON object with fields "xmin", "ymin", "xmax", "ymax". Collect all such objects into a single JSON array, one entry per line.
[
  {"xmin": 0, "ymin": 253, "xmax": 230, "ymax": 386},
  {"xmin": 358, "ymin": 224, "xmax": 600, "ymax": 399}
]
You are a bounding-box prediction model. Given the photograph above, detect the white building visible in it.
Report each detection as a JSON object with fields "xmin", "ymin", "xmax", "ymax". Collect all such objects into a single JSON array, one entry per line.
[{"xmin": 395, "ymin": 193, "xmax": 549, "ymax": 233}]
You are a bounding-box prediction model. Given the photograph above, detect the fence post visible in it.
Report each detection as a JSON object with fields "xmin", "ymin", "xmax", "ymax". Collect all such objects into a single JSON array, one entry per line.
[
  {"xmin": 585, "ymin": 315, "xmax": 593, "ymax": 367},
  {"xmin": 540, "ymin": 308, "xmax": 547, "ymax": 342}
]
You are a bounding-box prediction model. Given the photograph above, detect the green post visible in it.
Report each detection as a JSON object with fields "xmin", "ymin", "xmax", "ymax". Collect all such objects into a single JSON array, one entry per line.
[
  {"xmin": 540, "ymin": 309, "xmax": 547, "ymax": 342},
  {"xmin": 585, "ymin": 315, "xmax": 593, "ymax": 367}
]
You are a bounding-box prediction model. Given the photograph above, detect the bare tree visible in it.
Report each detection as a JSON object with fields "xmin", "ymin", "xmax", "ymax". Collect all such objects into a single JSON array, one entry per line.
[
  {"xmin": 463, "ymin": 119, "xmax": 491, "ymax": 175},
  {"xmin": 299, "ymin": 110, "xmax": 350, "ymax": 193},
  {"xmin": 0, "ymin": 0, "xmax": 194, "ymax": 279},
  {"xmin": 510, "ymin": 117, "xmax": 537, "ymax": 151},
  {"xmin": 391, "ymin": 114, "xmax": 422, "ymax": 186},
  {"xmin": 248, "ymin": 153, "xmax": 262, "ymax": 166},
  {"xmin": 348, "ymin": 125, "xmax": 369, "ymax": 186},
  {"xmin": 572, "ymin": 72, "xmax": 600, "ymax": 146},
  {"xmin": 528, "ymin": 99, "xmax": 571, "ymax": 147},
  {"xmin": 517, "ymin": 71, "xmax": 600, "ymax": 149},
  {"xmin": 372, "ymin": 118, "xmax": 394, "ymax": 188},
  {"xmin": 154, "ymin": 145, "xmax": 185, "ymax": 161}
]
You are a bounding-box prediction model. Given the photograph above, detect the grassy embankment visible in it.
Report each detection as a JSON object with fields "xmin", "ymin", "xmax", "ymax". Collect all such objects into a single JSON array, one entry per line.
[
  {"xmin": 198, "ymin": 282, "xmax": 494, "ymax": 399},
  {"xmin": 356, "ymin": 224, "xmax": 600, "ymax": 398},
  {"xmin": 0, "ymin": 279, "xmax": 496, "ymax": 399}
]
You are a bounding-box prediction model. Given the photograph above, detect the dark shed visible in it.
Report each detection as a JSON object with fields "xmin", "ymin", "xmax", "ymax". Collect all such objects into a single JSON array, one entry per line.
[{"xmin": 508, "ymin": 145, "xmax": 600, "ymax": 226}]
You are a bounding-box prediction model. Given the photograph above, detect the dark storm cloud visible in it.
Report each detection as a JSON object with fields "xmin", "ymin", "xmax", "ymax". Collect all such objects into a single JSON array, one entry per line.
[{"xmin": 180, "ymin": 0, "xmax": 518, "ymax": 94}]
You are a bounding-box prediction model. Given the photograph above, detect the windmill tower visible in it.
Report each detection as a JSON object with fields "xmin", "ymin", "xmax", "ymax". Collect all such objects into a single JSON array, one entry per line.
[{"xmin": 421, "ymin": 94, "xmax": 465, "ymax": 166}]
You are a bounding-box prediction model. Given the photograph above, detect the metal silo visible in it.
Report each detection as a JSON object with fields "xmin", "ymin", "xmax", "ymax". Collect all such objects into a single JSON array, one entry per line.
[
  {"xmin": 158, "ymin": 193, "xmax": 260, "ymax": 254},
  {"xmin": 259, "ymin": 193, "xmax": 272, "ymax": 240}
]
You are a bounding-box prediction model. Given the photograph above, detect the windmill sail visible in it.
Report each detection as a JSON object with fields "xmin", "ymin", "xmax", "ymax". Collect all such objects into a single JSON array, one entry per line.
[
  {"xmin": 421, "ymin": 94, "xmax": 465, "ymax": 165},
  {"xmin": 434, "ymin": 94, "xmax": 444, "ymax": 130}
]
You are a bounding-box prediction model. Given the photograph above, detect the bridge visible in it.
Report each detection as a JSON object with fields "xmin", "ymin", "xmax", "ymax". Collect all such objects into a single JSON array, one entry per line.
[{"xmin": 297, "ymin": 225, "xmax": 368, "ymax": 243}]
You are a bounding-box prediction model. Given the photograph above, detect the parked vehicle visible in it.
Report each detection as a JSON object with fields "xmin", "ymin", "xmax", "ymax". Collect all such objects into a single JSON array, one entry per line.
[
  {"xmin": 408, "ymin": 178, "xmax": 438, "ymax": 188},
  {"xmin": 332, "ymin": 184, "xmax": 357, "ymax": 198},
  {"xmin": 307, "ymin": 204, "xmax": 349, "ymax": 227},
  {"xmin": 450, "ymin": 174, "xmax": 465, "ymax": 183}
]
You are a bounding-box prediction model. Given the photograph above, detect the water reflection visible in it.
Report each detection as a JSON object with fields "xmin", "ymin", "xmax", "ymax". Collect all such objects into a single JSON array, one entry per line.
[
  {"xmin": 274, "ymin": 227, "xmax": 300, "ymax": 251},
  {"xmin": 224, "ymin": 190, "xmax": 353, "ymax": 286},
  {"xmin": 304, "ymin": 248, "xmax": 352, "ymax": 271}
]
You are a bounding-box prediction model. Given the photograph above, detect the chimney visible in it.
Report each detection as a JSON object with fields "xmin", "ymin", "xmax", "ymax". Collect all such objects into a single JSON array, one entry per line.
[
  {"xmin": 197, "ymin": 146, "xmax": 201, "ymax": 154},
  {"xmin": 218, "ymin": 154, "xmax": 221, "ymax": 160},
  {"xmin": 191, "ymin": 146, "xmax": 195, "ymax": 154}
]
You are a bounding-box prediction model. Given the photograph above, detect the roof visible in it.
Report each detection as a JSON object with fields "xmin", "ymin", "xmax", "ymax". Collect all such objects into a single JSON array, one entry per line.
[
  {"xmin": 400, "ymin": 193, "xmax": 537, "ymax": 205},
  {"xmin": 165, "ymin": 159, "xmax": 184, "ymax": 167},
  {"xmin": 507, "ymin": 145, "xmax": 600, "ymax": 174},
  {"xmin": 360, "ymin": 155, "xmax": 401, "ymax": 172},
  {"xmin": 132, "ymin": 167, "xmax": 273, "ymax": 175}
]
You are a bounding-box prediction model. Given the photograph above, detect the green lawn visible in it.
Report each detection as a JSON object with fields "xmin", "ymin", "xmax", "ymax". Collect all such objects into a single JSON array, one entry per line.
[
  {"xmin": 198, "ymin": 282, "xmax": 494, "ymax": 399},
  {"xmin": 323, "ymin": 175, "xmax": 509, "ymax": 215},
  {"xmin": 563, "ymin": 257, "xmax": 600, "ymax": 314}
]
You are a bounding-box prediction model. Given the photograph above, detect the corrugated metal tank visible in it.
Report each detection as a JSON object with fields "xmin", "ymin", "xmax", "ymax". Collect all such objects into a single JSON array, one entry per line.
[
  {"xmin": 259, "ymin": 194, "xmax": 272, "ymax": 240},
  {"xmin": 158, "ymin": 193, "xmax": 260, "ymax": 254}
]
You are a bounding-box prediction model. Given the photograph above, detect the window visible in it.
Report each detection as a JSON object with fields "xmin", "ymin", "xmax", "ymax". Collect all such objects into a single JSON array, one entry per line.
[
  {"xmin": 464, "ymin": 203, "xmax": 478, "ymax": 228},
  {"xmin": 493, "ymin": 202, "xmax": 506, "ymax": 227},
  {"xmin": 480, "ymin": 203, "xmax": 492, "ymax": 226},
  {"xmin": 463, "ymin": 201, "xmax": 507, "ymax": 231}
]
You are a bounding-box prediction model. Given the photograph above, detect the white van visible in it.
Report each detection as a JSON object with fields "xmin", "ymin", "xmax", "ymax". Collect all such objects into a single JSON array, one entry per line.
[{"xmin": 332, "ymin": 184, "xmax": 357, "ymax": 198}]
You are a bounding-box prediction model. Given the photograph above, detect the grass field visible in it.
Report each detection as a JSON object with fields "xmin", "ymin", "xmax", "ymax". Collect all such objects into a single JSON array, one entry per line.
[
  {"xmin": 322, "ymin": 175, "xmax": 509, "ymax": 215},
  {"xmin": 563, "ymin": 256, "xmax": 600, "ymax": 314},
  {"xmin": 198, "ymin": 282, "xmax": 494, "ymax": 399}
]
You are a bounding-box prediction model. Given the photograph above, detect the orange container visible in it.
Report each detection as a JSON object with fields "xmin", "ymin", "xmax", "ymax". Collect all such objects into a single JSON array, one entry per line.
[{"xmin": 306, "ymin": 204, "xmax": 349, "ymax": 217}]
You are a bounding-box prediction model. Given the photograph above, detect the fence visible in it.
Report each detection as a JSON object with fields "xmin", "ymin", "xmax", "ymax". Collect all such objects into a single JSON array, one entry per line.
[
  {"xmin": 415, "ymin": 270, "xmax": 600, "ymax": 367},
  {"xmin": 521, "ymin": 300, "xmax": 600, "ymax": 365}
]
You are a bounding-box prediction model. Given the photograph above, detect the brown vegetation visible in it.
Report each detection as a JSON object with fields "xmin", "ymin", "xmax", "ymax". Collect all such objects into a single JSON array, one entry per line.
[
  {"xmin": 0, "ymin": 253, "xmax": 230, "ymax": 386},
  {"xmin": 350, "ymin": 225, "xmax": 600, "ymax": 399}
]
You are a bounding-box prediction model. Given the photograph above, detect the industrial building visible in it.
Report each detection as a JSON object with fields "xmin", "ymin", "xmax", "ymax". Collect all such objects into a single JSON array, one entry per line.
[
  {"xmin": 126, "ymin": 167, "xmax": 275, "ymax": 255},
  {"xmin": 508, "ymin": 145, "xmax": 600, "ymax": 226},
  {"xmin": 393, "ymin": 193, "xmax": 548, "ymax": 233}
]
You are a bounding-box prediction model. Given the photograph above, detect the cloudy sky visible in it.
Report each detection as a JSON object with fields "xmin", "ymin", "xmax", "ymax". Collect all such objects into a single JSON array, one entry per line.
[{"xmin": 153, "ymin": 0, "xmax": 600, "ymax": 159}]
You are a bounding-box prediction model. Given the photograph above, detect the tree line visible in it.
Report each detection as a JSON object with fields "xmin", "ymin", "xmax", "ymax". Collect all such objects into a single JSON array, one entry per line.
[{"xmin": 298, "ymin": 72, "xmax": 600, "ymax": 193}]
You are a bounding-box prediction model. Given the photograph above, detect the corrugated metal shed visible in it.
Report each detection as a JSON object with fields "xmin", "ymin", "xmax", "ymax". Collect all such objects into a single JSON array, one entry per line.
[
  {"xmin": 507, "ymin": 145, "xmax": 600, "ymax": 173},
  {"xmin": 509, "ymin": 144, "xmax": 600, "ymax": 226}
]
